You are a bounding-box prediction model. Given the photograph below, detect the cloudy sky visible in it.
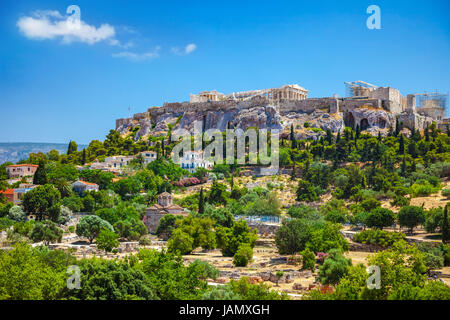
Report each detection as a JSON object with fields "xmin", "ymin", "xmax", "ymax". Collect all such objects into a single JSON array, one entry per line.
[{"xmin": 0, "ymin": 0, "xmax": 449, "ymax": 144}]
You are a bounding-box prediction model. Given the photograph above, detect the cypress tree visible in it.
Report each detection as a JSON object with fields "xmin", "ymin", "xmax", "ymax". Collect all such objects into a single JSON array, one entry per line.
[
  {"xmin": 198, "ymin": 188, "xmax": 205, "ymax": 214},
  {"xmin": 81, "ymin": 149, "xmax": 86, "ymax": 165},
  {"xmin": 290, "ymin": 124, "xmax": 297, "ymax": 149},
  {"xmin": 355, "ymin": 124, "xmax": 361, "ymax": 140},
  {"xmin": 395, "ymin": 117, "xmax": 400, "ymax": 136},
  {"xmin": 67, "ymin": 140, "xmax": 77, "ymax": 155},
  {"xmin": 398, "ymin": 134, "xmax": 405, "ymax": 155},
  {"xmin": 443, "ymin": 204, "xmax": 449, "ymax": 244},
  {"xmin": 33, "ymin": 159, "xmax": 48, "ymax": 185},
  {"xmin": 401, "ymin": 155, "xmax": 406, "ymax": 177}
]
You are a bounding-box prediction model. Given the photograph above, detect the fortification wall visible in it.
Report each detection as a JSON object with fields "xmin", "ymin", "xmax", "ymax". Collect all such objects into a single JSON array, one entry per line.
[{"xmin": 339, "ymin": 98, "xmax": 381, "ymax": 112}]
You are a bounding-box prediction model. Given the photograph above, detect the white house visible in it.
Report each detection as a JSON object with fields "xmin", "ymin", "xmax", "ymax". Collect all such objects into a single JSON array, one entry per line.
[
  {"xmin": 72, "ymin": 181, "xmax": 99, "ymax": 194},
  {"xmin": 104, "ymin": 155, "xmax": 134, "ymax": 170},
  {"xmin": 179, "ymin": 151, "xmax": 214, "ymax": 173},
  {"xmin": 139, "ymin": 151, "xmax": 157, "ymax": 165}
]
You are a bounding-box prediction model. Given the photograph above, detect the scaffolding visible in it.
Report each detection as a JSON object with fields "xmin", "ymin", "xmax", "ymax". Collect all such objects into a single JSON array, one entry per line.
[
  {"xmin": 415, "ymin": 91, "xmax": 448, "ymax": 111},
  {"xmin": 344, "ymin": 80, "xmax": 378, "ymax": 97}
]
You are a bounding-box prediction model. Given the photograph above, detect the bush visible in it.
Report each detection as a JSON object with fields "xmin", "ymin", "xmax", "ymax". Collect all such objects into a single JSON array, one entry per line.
[
  {"xmin": 233, "ymin": 244, "xmax": 253, "ymax": 267},
  {"xmin": 353, "ymin": 229, "xmax": 406, "ymax": 247},
  {"xmin": 300, "ymin": 248, "xmax": 315, "ymax": 271},
  {"xmin": 441, "ymin": 189, "xmax": 450, "ymax": 199},
  {"xmin": 318, "ymin": 249, "xmax": 352, "ymax": 285}
]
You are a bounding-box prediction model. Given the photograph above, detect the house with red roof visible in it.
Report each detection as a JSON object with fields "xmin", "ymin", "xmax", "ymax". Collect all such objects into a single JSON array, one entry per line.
[
  {"xmin": 72, "ymin": 180, "xmax": 99, "ymax": 194},
  {"xmin": 6, "ymin": 164, "xmax": 38, "ymax": 179}
]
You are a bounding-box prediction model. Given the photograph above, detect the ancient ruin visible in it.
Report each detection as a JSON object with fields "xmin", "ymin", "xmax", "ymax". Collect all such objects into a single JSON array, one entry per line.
[{"xmin": 116, "ymin": 81, "xmax": 448, "ymax": 141}]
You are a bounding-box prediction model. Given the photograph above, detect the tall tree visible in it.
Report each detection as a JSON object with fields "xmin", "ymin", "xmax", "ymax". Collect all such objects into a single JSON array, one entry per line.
[
  {"xmin": 398, "ymin": 134, "xmax": 405, "ymax": 155},
  {"xmin": 81, "ymin": 149, "xmax": 86, "ymax": 165},
  {"xmin": 33, "ymin": 160, "xmax": 48, "ymax": 185},
  {"xmin": 198, "ymin": 188, "xmax": 205, "ymax": 214},
  {"xmin": 290, "ymin": 124, "xmax": 297, "ymax": 149},
  {"xmin": 67, "ymin": 140, "xmax": 78, "ymax": 155},
  {"xmin": 443, "ymin": 204, "xmax": 449, "ymax": 244}
]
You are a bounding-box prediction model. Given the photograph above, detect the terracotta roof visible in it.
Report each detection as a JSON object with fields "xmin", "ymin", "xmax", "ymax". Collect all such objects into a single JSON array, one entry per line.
[
  {"xmin": 7, "ymin": 164, "xmax": 38, "ymax": 168},
  {"xmin": 166, "ymin": 204, "xmax": 184, "ymax": 210},
  {"xmin": 77, "ymin": 180, "xmax": 99, "ymax": 186},
  {"xmin": 159, "ymin": 192, "xmax": 171, "ymax": 197},
  {"xmin": 0, "ymin": 189, "xmax": 14, "ymax": 195}
]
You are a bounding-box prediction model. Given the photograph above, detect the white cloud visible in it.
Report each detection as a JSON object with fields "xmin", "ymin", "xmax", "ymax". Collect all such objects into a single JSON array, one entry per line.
[
  {"xmin": 171, "ymin": 43, "xmax": 197, "ymax": 56},
  {"xmin": 185, "ymin": 43, "xmax": 196, "ymax": 54},
  {"xmin": 112, "ymin": 47, "xmax": 161, "ymax": 61},
  {"xmin": 17, "ymin": 9, "xmax": 116, "ymax": 45}
]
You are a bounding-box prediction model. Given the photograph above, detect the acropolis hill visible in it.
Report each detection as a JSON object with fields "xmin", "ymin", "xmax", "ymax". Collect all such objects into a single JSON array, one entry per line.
[{"xmin": 116, "ymin": 82, "xmax": 448, "ymax": 140}]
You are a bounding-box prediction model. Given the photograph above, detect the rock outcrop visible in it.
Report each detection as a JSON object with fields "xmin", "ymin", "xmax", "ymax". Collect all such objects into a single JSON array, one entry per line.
[{"xmin": 116, "ymin": 97, "xmax": 401, "ymax": 141}]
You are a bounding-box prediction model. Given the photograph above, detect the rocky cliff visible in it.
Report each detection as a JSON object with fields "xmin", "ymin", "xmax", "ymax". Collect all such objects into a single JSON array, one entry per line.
[{"xmin": 116, "ymin": 96, "xmax": 395, "ymax": 140}]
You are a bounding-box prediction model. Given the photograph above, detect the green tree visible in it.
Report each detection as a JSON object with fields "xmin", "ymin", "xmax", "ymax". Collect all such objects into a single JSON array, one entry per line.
[
  {"xmin": 8, "ymin": 205, "xmax": 26, "ymax": 222},
  {"xmin": 76, "ymin": 215, "xmax": 114, "ymax": 243},
  {"xmin": 198, "ymin": 187, "xmax": 205, "ymax": 214},
  {"xmin": 233, "ymin": 244, "xmax": 253, "ymax": 267},
  {"xmin": 318, "ymin": 249, "xmax": 352, "ymax": 285},
  {"xmin": 67, "ymin": 140, "xmax": 78, "ymax": 155},
  {"xmin": 300, "ymin": 248, "xmax": 316, "ymax": 271},
  {"xmin": 398, "ymin": 206, "xmax": 426, "ymax": 234},
  {"xmin": 30, "ymin": 221, "xmax": 63, "ymax": 245},
  {"xmin": 443, "ymin": 204, "xmax": 449, "ymax": 244},
  {"xmin": 95, "ymin": 228, "xmax": 120, "ymax": 252},
  {"xmin": 296, "ymin": 179, "xmax": 319, "ymax": 202},
  {"xmin": 366, "ymin": 207, "xmax": 395, "ymax": 230},
  {"xmin": 22, "ymin": 184, "xmax": 61, "ymax": 221},
  {"xmin": 216, "ymin": 220, "xmax": 257, "ymax": 257},
  {"xmin": 33, "ymin": 160, "xmax": 48, "ymax": 185}
]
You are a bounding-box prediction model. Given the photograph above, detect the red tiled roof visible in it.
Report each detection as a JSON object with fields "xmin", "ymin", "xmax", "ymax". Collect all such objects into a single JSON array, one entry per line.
[
  {"xmin": 7, "ymin": 164, "xmax": 38, "ymax": 168},
  {"xmin": 0, "ymin": 189, "xmax": 14, "ymax": 195},
  {"xmin": 77, "ymin": 180, "xmax": 98, "ymax": 186}
]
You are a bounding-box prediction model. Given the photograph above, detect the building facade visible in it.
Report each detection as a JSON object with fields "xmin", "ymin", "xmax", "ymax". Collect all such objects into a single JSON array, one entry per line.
[
  {"xmin": 143, "ymin": 192, "xmax": 187, "ymax": 233},
  {"xmin": 179, "ymin": 151, "xmax": 214, "ymax": 173},
  {"xmin": 6, "ymin": 164, "xmax": 38, "ymax": 179}
]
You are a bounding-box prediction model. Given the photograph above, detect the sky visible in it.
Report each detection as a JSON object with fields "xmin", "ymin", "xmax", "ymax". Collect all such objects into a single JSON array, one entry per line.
[{"xmin": 0, "ymin": 0, "xmax": 449, "ymax": 145}]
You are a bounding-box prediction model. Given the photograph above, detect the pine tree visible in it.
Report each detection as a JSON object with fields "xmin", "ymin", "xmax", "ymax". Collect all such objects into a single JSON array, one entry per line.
[
  {"xmin": 443, "ymin": 204, "xmax": 449, "ymax": 244},
  {"xmin": 290, "ymin": 124, "xmax": 297, "ymax": 149},
  {"xmin": 33, "ymin": 160, "xmax": 48, "ymax": 185},
  {"xmin": 198, "ymin": 188, "xmax": 205, "ymax": 214}
]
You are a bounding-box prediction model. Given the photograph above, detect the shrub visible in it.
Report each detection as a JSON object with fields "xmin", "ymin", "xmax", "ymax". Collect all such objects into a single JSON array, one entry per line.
[
  {"xmin": 300, "ymin": 248, "xmax": 316, "ymax": 271},
  {"xmin": 441, "ymin": 189, "xmax": 450, "ymax": 199},
  {"xmin": 233, "ymin": 244, "xmax": 253, "ymax": 267},
  {"xmin": 353, "ymin": 229, "xmax": 406, "ymax": 247}
]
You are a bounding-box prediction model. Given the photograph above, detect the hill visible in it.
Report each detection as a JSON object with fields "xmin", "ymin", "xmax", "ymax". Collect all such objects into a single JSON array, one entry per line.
[{"xmin": 0, "ymin": 142, "xmax": 87, "ymax": 164}]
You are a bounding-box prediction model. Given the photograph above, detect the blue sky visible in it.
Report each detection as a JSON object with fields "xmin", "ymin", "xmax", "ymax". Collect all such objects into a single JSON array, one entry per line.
[{"xmin": 0, "ymin": 0, "xmax": 449, "ymax": 144}]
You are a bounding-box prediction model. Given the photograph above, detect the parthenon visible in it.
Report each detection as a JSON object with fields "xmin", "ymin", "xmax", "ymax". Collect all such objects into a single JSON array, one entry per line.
[{"xmin": 190, "ymin": 84, "xmax": 309, "ymax": 103}]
